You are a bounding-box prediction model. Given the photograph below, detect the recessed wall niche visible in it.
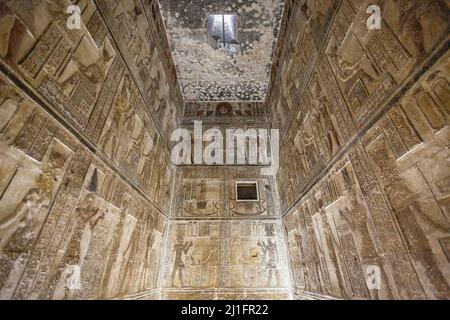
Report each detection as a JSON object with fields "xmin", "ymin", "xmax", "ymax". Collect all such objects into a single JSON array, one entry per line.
[{"xmin": 235, "ymin": 181, "xmax": 259, "ymax": 201}]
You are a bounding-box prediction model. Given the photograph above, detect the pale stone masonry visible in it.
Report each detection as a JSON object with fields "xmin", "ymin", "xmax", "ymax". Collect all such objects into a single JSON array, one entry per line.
[{"xmin": 0, "ymin": 0, "xmax": 449, "ymax": 300}]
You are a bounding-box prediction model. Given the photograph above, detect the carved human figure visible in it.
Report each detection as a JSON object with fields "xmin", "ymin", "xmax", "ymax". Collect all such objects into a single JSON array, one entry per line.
[
  {"xmin": 315, "ymin": 198, "xmax": 348, "ymax": 296},
  {"xmin": 138, "ymin": 56, "xmax": 152, "ymax": 92},
  {"xmin": 328, "ymin": 39, "xmax": 380, "ymax": 89},
  {"xmin": 310, "ymin": 78, "xmax": 340, "ymax": 155},
  {"xmin": 258, "ymin": 238, "xmax": 280, "ymax": 287},
  {"xmin": 124, "ymin": 121, "xmax": 145, "ymax": 170},
  {"xmin": 161, "ymin": 165, "xmax": 173, "ymax": 208},
  {"xmin": 293, "ymin": 132, "xmax": 308, "ymax": 177},
  {"xmin": 49, "ymin": 193, "xmax": 105, "ymax": 299},
  {"xmin": 42, "ymin": 0, "xmax": 70, "ymax": 22},
  {"xmin": 115, "ymin": 1, "xmax": 143, "ymax": 57},
  {"xmin": 337, "ymin": 164, "xmax": 398, "ymax": 299},
  {"xmin": 99, "ymin": 74, "xmax": 133, "ymax": 160},
  {"xmin": 118, "ymin": 208, "xmax": 143, "ymax": 294},
  {"xmin": 143, "ymin": 215, "xmax": 155, "ymax": 269},
  {"xmin": 101, "ymin": 210, "xmax": 124, "ymax": 296},
  {"xmin": 153, "ymin": 156, "xmax": 171, "ymax": 206},
  {"xmin": 299, "ymin": 121, "xmax": 319, "ymax": 170},
  {"xmin": 60, "ymin": 47, "xmax": 114, "ymax": 96},
  {"xmin": 36, "ymin": 149, "xmax": 67, "ymax": 200},
  {"xmin": 0, "ymin": 143, "xmax": 69, "ymax": 298},
  {"xmin": 293, "ymin": 232, "xmax": 309, "ymax": 289},
  {"xmin": 171, "ymin": 237, "xmax": 193, "ymax": 287},
  {"xmin": 396, "ymin": 0, "xmax": 449, "ymax": 56},
  {"xmin": 102, "ymin": 197, "xmax": 136, "ymax": 298},
  {"xmin": 368, "ymin": 139, "xmax": 450, "ymax": 299},
  {"xmin": 339, "ymin": 168, "xmax": 379, "ymax": 260},
  {"xmin": 0, "ymin": 189, "xmax": 44, "ymax": 296}
]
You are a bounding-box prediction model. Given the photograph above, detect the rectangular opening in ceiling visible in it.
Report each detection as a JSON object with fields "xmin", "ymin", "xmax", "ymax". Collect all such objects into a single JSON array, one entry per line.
[
  {"xmin": 207, "ymin": 14, "xmax": 238, "ymax": 52},
  {"xmin": 236, "ymin": 181, "xmax": 259, "ymax": 201}
]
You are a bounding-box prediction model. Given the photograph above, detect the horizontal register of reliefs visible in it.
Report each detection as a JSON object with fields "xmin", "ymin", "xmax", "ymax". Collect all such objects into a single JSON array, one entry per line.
[
  {"xmin": 0, "ymin": 73, "xmax": 168, "ymax": 299},
  {"xmin": 0, "ymin": 0, "xmax": 182, "ymax": 144},
  {"xmin": 95, "ymin": 0, "xmax": 183, "ymax": 141},
  {"xmin": 183, "ymin": 101, "xmax": 267, "ymax": 124},
  {"xmin": 171, "ymin": 123, "xmax": 273, "ymax": 167},
  {"xmin": 0, "ymin": 0, "xmax": 449, "ymax": 301},
  {"xmin": 0, "ymin": 0, "xmax": 177, "ymax": 212},
  {"xmin": 161, "ymin": 162, "xmax": 290, "ymax": 300},
  {"xmin": 270, "ymin": 0, "xmax": 449, "ymax": 140},
  {"xmin": 173, "ymin": 167, "xmax": 279, "ymax": 218},
  {"xmin": 161, "ymin": 219, "xmax": 291, "ymax": 299},
  {"xmin": 0, "ymin": 0, "xmax": 178, "ymax": 300},
  {"xmin": 274, "ymin": 0, "xmax": 450, "ymax": 299}
]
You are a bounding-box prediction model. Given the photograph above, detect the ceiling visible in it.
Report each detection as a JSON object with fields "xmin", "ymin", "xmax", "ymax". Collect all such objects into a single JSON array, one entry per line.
[{"xmin": 159, "ymin": 0, "xmax": 285, "ymax": 102}]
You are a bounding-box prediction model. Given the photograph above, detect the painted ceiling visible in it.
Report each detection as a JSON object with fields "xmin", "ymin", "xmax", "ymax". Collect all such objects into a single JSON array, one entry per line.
[{"xmin": 159, "ymin": 0, "xmax": 285, "ymax": 102}]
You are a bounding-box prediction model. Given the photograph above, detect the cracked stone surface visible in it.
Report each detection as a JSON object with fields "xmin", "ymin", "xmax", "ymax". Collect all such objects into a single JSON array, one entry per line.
[{"xmin": 160, "ymin": 0, "xmax": 284, "ymax": 101}]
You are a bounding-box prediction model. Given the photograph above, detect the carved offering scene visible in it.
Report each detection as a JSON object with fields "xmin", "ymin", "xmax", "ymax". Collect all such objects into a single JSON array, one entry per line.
[{"xmin": 0, "ymin": 0, "xmax": 449, "ymax": 303}]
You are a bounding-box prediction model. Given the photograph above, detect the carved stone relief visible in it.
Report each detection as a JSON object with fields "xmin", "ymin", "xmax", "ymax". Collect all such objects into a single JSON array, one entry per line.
[{"xmin": 282, "ymin": 50, "xmax": 450, "ymax": 299}]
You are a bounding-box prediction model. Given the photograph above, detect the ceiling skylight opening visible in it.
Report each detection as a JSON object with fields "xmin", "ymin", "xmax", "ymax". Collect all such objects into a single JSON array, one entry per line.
[{"xmin": 207, "ymin": 14, "xmax": 240, "ymax": 56}]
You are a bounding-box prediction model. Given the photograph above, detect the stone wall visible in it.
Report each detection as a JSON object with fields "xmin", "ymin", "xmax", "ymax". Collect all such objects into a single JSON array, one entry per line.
[
  {"xmin": 0, "ymin": 0, "xmax": 181, "ymax": 299},
  {"xmin": 183, "ymin": 101, "xmax": 267, "ymax": 125},
  {"xmin": 0, "ymin": 0, "xmax": 449, "ymax": 301},
  {"xmin": 161, "ymin": 167, "xmax": 291, "ymax": 300},
  {"xmin": 270, "ymin": 0, "xmax": 450, "ymax": 299}
]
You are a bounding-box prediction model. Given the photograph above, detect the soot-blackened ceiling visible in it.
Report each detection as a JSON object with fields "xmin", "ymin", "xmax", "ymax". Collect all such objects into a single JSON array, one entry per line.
[{"xmin": 159, "ymin": 0, "xmax": 284, "ymax": 102}]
